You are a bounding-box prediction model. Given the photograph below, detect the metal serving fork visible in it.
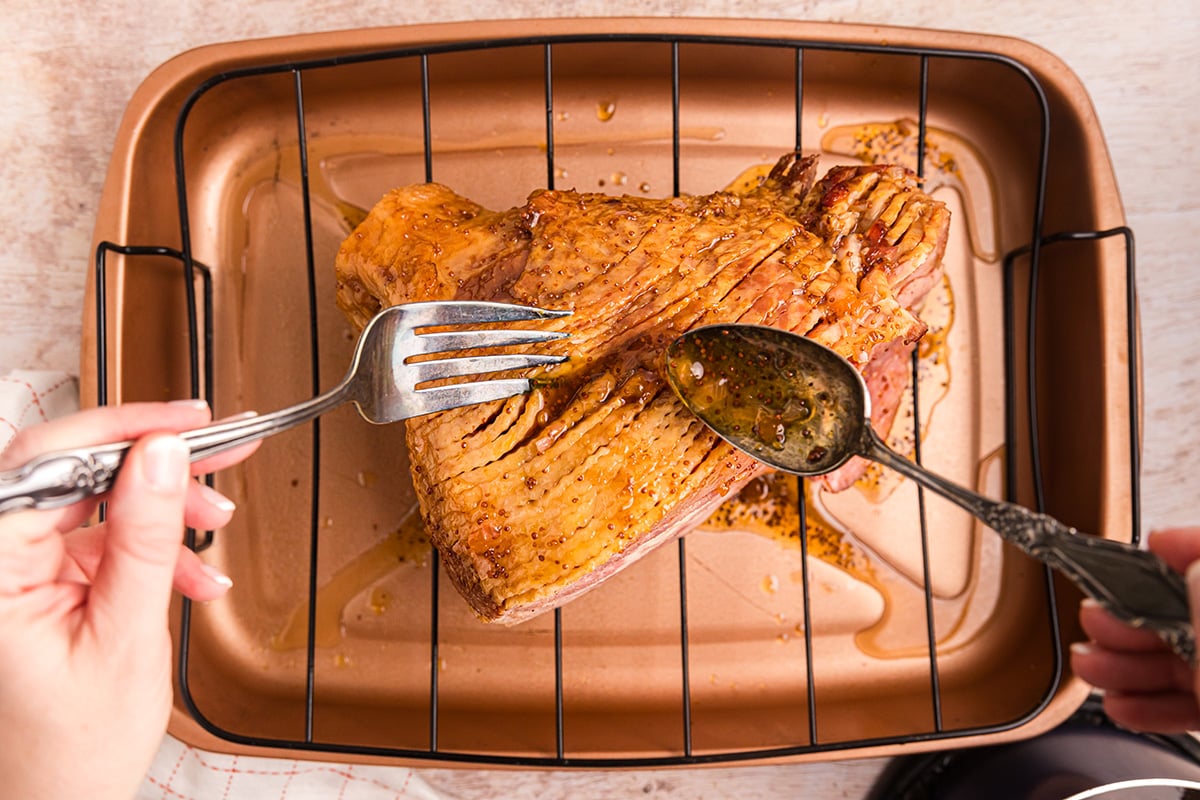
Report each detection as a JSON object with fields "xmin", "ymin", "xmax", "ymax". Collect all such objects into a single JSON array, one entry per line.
[{"xmin": 0, "ymin": 300, "xmax": 570, "ymax": 515}]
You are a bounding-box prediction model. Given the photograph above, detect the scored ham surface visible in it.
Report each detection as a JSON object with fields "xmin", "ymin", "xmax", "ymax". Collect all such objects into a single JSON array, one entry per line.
[{"xmin": 334, "ymin": 153, "xmax": 950, "ymax": 624}]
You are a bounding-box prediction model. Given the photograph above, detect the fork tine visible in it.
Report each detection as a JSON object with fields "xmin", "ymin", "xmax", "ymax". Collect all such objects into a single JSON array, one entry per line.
[
  {"xmin": 409, "ymin": 353, "xmax": 567, "ymax": 384},
  {"xmin": 408, "ymin": 378, "xmax": 533, "ymax": 417},
  {"xmin": 411, "ymin": 328, "xmax": 569, "ymax": 356},
  {"xmin": 399, "ymin": 300, "xmax": 572, "ymax": 328}
]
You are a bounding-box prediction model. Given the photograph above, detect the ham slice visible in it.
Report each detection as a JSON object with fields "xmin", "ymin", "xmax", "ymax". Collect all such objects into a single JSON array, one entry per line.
[{"xmin": 334, "ymin": 153, "xmax": 950, "ymax": 623}]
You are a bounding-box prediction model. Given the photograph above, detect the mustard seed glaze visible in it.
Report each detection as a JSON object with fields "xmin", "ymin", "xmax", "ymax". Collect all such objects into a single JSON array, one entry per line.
[{"xmin": 665, "ymin": 325, "xmax": 867, "ymax": 476}]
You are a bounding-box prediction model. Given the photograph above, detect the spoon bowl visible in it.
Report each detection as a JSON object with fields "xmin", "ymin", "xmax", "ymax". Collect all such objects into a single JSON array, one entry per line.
[
  {"xmin": 665, "ymin": 323, "xmax": 869, "ymax": 477},
  {"xmin": 666, "ymin": 323, "xmax": 1196, "ymax": 665}
]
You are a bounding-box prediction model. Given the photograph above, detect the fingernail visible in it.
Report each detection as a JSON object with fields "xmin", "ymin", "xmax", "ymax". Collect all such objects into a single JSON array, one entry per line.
[
  {"xmin": 169, "ymin": 399, "xmax": 210, "ymax": 412},
  {"xmin": 196, "ymin": 482, "xmax": 236, "ymax": 512},
  {"xmin": 200, "ymin": 563, "xmax": 234, "ymax": 590},
  {"xmin": 1080, "ymin": 598, "xmax": 1103, "ymax": 611},
  {"xmin": 1070, "ymin": 642, "xmax": 1094, "ymax": 658},
  {"xmin": 142, "ymin": 435, "xmax": 189, "ymax": 492}
]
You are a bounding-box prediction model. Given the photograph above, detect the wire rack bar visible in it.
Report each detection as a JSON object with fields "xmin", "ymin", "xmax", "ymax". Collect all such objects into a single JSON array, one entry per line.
[
  {"xmin": 784, "ymin": 42, "xmax": 821, "ymax": 747},
  {"xmin": 542, "ymin": 42, "xmax": 569, "ymax": 762},
  {"xmin": 289, "ymin": 68, "xmax": 324, "ymax": 744},
  {"xmin": 908, "ymin": 52, "xmax": 945, "ymax": 734},
  {"xmin": 418, "ymin": 51, "xmax": 442, "ymax": 754},
  {"xmin": 669, "ymin": 38, "xmax": 696, "ymax": 760}
]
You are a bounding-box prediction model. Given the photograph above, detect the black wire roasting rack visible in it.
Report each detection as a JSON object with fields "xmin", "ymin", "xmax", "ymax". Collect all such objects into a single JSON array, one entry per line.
[{"xmin": 90, "ymin": 27, "xmax": 1139, "ymax": 767}]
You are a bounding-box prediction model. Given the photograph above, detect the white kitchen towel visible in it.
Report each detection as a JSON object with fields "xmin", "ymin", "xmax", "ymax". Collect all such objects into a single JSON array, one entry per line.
[
  {"xmin": 139, "ymin": 736, "xmax": 444, "ymax": 800},
  {"xmin": 0, "ymin": 370, "xmax": 79, "ymax": 450}
]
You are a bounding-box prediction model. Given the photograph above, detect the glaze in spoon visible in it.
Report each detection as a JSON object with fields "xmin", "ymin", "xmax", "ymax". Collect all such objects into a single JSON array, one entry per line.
[{"xmin": 665, "ymin": 323, "xmax": 1195, "ymax": 664}]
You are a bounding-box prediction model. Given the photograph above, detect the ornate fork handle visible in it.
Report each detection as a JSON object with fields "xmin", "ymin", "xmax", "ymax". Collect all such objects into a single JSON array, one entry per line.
[
  {"xmin": 0, "ymin": 444, "xmax": 129, "ymax": 515},
  {"xmin": 863, "ymin": 428, "xmax": 1196, "ymax": 665},
  {"xmin": 0, "ymin": 382, "xmax": 350, "ymax": 516},
  {"xmin": 1, "ymin": 301, "xmax": 569, "ymax": 517}
]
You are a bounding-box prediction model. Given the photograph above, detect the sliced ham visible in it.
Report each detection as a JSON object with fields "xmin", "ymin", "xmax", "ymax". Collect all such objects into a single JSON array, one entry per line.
[{"xmin": 334, "ymin": 152, "xmax": 950, "ymax": 623}]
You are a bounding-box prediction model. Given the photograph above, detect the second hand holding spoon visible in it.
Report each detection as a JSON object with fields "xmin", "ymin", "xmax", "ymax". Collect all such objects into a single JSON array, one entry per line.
[{"xmin": 665, "ymin": 323, "xmax": 1195, "ymax": 665}]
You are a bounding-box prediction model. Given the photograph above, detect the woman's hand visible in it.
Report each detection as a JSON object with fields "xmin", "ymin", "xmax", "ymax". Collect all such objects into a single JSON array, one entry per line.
[
  {"xmin": 1071, "ymin": 526, "xmax": 1200, "ymax": 732},
  {"xmin": 0, "ymin": 402, "xmax": 258, "ymax": 800}
]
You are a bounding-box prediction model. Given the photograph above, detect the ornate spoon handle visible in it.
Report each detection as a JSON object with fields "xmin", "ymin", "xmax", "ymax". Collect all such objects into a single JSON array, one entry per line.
[{"xmin": 862, "ymin": 428, "xmax": 1195, "ymax": 665}]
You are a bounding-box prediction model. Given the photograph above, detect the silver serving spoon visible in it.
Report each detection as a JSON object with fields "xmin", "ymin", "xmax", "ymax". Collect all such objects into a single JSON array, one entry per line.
[{"xmin": 665, "ymin": 323, "xmax": 1195, "ymax": 665}]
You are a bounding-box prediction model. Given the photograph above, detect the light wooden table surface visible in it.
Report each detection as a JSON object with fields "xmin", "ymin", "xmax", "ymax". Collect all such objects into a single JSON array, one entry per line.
[{"xmin": 2, "ymin": 1, "xmax": 1197, "ymax": 797}]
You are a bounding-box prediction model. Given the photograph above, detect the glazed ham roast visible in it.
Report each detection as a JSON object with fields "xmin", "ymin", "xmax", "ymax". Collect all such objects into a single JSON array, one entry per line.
[{"xmin": 334, "ymin": 153, "xmax": 950, "ymax": 624}]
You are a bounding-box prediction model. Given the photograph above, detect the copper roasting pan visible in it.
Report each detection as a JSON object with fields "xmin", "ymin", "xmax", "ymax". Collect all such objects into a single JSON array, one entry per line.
[{"xmin": 82, "ymin": 18, "xmax": 1137, "ymax": 767}]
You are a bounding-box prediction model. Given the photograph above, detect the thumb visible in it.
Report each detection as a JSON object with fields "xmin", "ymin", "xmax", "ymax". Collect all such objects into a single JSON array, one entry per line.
[
  {"xmin": 1147, "ymin": 527, "xmax": 1200, "ymax": 574},
  {"xmin": 88, "ymin": 433, "xmax": 190, "ymax": 641},
  {"xmin": 1189, "ymin": 561, "xmax": 1200, "ymax": 641}
]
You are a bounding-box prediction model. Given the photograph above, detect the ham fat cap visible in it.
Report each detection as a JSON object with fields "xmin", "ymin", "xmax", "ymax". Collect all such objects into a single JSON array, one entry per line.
[{"xmin": 334, "ymin": 153, "xmax": 950, "ymax": 624}]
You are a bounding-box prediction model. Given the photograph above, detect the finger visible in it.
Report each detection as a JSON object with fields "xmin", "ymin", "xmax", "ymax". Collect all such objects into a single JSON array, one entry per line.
[
  {"xmin": 60, "ymin": 478, "xmax": 235, "ymax": 590},
  {"xmin": 86, "ymin": 433, "xmax": 190, "ymax": 642},
  {"xmin": 0, "ymin": 509, "xmax": 67, "ymax": 593},
  {"xmin": 1070, "ymin": 641, "xmax": 1193, "ymax": 694},
  {"xmin": 0, "ymin": 582, "xmax": 88, "ymax": 633},
  {"xmin": 1190, "ymin": 558, "xmax": 1200, "ymax": 634},
  {"xmin": 1079, "ymin": 598, "xmax": 1169, "ymax": 653},
  {"xmin": 9, "ymin": 431, "xmax": 255, "ymax": 541},
  {"xmin": 1145, "ymin": 527, "xmax": 1200, "ymax": 574},
  {"xmin": 57, "ymin": 527, "xmax": 104, "ymax": 583},
  {"xmin": 0, "ymin": 490, "xmax": 100, "ymax": 545},
  {"xmin": 178, "ymin": 481, "xmax": 235, "ymax": 601},
  {"xmin": 173, "ymin": 548, "xmax": 233, "ymax": 602},
  {"xmin": 1101, "ymin": 690, "xmax": 1200, "ymax": 733},
  {"xmin": 50, "ymin": 497, "xmax": 103, "ymax": 534},
  {"xmin": 60, "ymin": 528, "xmax": 232, "ymax": 601},
  {"xmin": 184, "ymin": 480, "xmax": 237, "ymax": 532},
  {"xmin": 190, "ymin": 439, "xmax": 261, "ymax": 477},
  {"xmin": 0, "ymin": 400, "xmax": 211, "ymax": 468}
]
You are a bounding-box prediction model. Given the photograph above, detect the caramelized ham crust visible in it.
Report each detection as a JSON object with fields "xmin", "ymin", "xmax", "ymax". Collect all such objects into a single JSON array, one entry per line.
[{"xmin": 335, "ymin": 153, "xmax": 950, "ymax": 623}]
